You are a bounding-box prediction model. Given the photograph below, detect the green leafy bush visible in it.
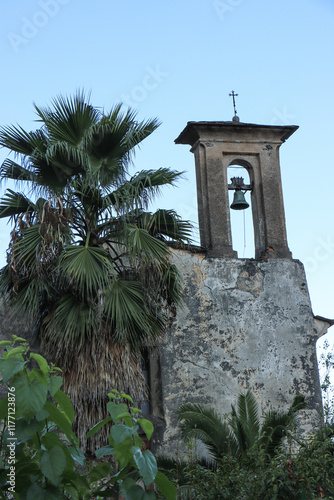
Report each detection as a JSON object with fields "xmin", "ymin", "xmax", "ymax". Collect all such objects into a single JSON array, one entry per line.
[
  {"xmin": 0, "ymin": 337, "xmax": 176, "ymax": 499},
  {"xmin": 158, "ymin": 383, "xmax": 334, "ymax": 499},
  {"xmin": 160, "ymin": 410, "xmax": 334, "ymax": 499}
]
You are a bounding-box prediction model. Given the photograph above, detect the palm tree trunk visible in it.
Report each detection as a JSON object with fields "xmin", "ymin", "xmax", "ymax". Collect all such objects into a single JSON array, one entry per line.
[{"xmin": 41, "ymin": 334, "xmax": 147, "ymax": 452}]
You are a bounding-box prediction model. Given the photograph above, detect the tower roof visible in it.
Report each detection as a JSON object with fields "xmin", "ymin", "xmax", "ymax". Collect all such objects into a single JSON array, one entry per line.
[{"xmin": 175, "ymin": 121, "xmax": 299, "ymax": 146}]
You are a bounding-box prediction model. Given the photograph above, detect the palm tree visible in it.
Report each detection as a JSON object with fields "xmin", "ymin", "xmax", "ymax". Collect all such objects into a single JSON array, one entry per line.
[
  {"xmin": 176, "ymin": 391, "xmax": 306, "ymax": 463},
  {"xmin": 0, "ymin": 91, "xmax": 192, "ymax": 450}
]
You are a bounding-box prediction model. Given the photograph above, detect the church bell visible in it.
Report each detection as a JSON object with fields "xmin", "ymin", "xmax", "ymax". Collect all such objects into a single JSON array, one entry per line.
[{"xmin": 230, "ymin": 190, "xmax": 249, "ymax": 210}]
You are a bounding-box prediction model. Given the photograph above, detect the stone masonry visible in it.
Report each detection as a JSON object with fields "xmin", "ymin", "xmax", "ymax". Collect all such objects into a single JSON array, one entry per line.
[{"xmin": 154, "ymin": 252, "xmax": 330, "ymax": 453}]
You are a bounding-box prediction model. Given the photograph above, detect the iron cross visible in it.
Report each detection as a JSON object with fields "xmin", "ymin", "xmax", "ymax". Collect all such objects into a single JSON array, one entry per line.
[{"xmin": 229, "ymin": 90, "xmax": 238, "ymax": 116}]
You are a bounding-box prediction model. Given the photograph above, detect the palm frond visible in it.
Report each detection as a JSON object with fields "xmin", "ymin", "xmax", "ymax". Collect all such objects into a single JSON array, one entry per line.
[
  {"xmin": 159, "ymin": 261, "xmax": 184, "ymax": 305},
  {"xmin": 109, "ymin": 168, "xmax": 183, "ymax": 212},
  {"xmin": 45, "ymin": 141, "xmax": 88, "ymax": 175},
  {"xmin": 123, "ymin": 224, "xmax": 169, "ymax": 263},
  {"xmin": 9, "ymin": 224, "xmax": 46, "ymax": 276},
  {"xmin": 157, "ymin": 455, "xmax": 213, "ymax": 488},
  {"xmin": 260, "ymin": 411, "xmax": 291, "ymax": 456},
  {"xmin": 103, "ymin": 279, "xmax": 163, "ymax": 348},
  {"xmin": 0, "ymin": 189, "xmax": 35, "ymax": 218},
  {"xmin": 176, "ymin": 402, "xmax": 236, "ymax": 459},
  {"xmin": 138, "ymin": 209, "xmax": 193, "ymax": 243},
  {"xmin": 121, "ymin": 115, "xmax": 160, "ymax": 160},
  {"xmin": 29, "ymin": 154, "xmax": 70, "ymax": 190},
  {"xmin": 259, "ymin": 395, "xmax": 307, "ymax": 456},
  {"xmin": 2, "ymin": 275, "xmax": 45, "ymax": 320},
  {"xmin": 42, "ymin": 291, "xmax": 99, "ymax": 346},
  {"xmin": 0, "ymin": 124, "xmax": 47, "ymax": 156},
  {"xmin": 229, "ymin": 391, "xmax": 260, "ymax": 452},
  {"xmin": 34, "ymin": 90, "xmax": 100, "ymax": 146},
  {"xmin": 84, "ymin": 108, "xmax": 160, "ymax": 183},
  {"xmin": 0, "ymin": 159, "xmax": 35, "ymax": 183},
  {"xmin": 59, "ymin": 245, "xmax": 114, "ymax": 296},
  {"xmin": 288, "ymin": 395, "xmax": 307, "ymax": 415}
]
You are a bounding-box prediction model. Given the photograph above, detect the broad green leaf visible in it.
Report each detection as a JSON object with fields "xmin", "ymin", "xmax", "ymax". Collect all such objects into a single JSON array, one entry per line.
[
  {"xmin": 68, "ymin": 446, "xmax": 86, "ymax": 466},
  {"xmin": 107, "ymin": 401, "xmax": 129, "ymax": 423},
  {"xmin": 30, "ymin": 353, "xmax": 49, "ymax": 373},
  {"xmin": 108, "ymin": 388, "xmax": 120, "ymax": 396},
  {"xmin": 86, "ymin": 416, "xmax": 112, "ymax": 438},
  {"xmin": 5, "ymin": 346, "xmax": 25, "ymax": 358},
  {"xmin": 154, "ymin": 471, "xmax": 177, "ymax": 500},
  {"xmin": 125, "ymin": 484, "xmax": 156, "ymax": 500},
  {"xmin": 53, "ymin": 389, "xmax": 75, "ymax": 423},
  {"xmin": 95, "ymin": 444, "xmax": 114, "ymax": 458},
  {"xmin": 110, "ymin": 424, "xmax": 139, "ymax": 446},
  {"xmin": 131, "ymin": 407, "xmax": 142, "ymax": 414},
  {"xmin": 0, "ymin": 358, "xmax": 26, "ymax": 383},
  {"xmin": 112, "ymin": 436, "xmax": 137, "ymax": 466},
  {"xmin": 14, "ymin": 376, "xmax": 48, "ymax": 421},
  {"xmin": 63, "ymin": 485, "xmax": 80, "ymax": 500},
  {"xmin": 101, "ymin": 464, "xmax": 132, "ymax": 485},
  {"xmin": 42, "ymin": 432, "xmax": 63, "ymax": 449},
  {"xmin": 0, "ymin": 341, "xmax": 11, "ymax": 346},
  {"xmin": 35, "ymin": 408, "xmax": 50, "ymax": 421},
  {"xmin": 48, "ymin": 376, "xmax": 63, "ymax": 397},
  {"xmin": 44, "ymin": 401, "xmax": 79, "ymax": 445},
  {"xmin": 119, "ymin": 477, "xmax": 137, "ymax": 495},
  {"xmin": 40, "ymin": 445, "xmax": 67, "ymax": 486},
  {"xmin": 26, "ymin": 483, "xmax": 63, "ymax": 499},
  {"xmin": 138, "ymin": 418, "xmax": 154, "ymax": 440},
  {"xmin": 112, "ymin": 410, "xmax": 134, "ymax": 427},
  {"xmin": 116, "ymin": 412, "xmax": 133, "ymax": 421},
  {"xmin": 12, "ymin": 335, "xmax": 27, "ymax": 342},
  {"xmin": 29, "ymin": 368, "xmax": 48, "ymax": 385},
  {"xmin": 50, "ymin": 366, "xmax": 63, "ymax": 373},
  {"xmin": 89, "ymin": 462, "xmax": 113, "ymax": 483},
  {"xmin": 131, "ymin": 447, "xmax": 157, "ymax": 486},
  {"xmin": 13, "ymin": 462, "xmax": 40, "ymax": 492},
  {"xmin": 62, "ymin": 468, "xmax": 90, "ymax": 490},
  {"xmin": 119, "ymin": 392, "xmax": 134, "ymax": 403},
  {"xmin": 15, "ymin": 418, "xmax": 39, "ymax": 443}
]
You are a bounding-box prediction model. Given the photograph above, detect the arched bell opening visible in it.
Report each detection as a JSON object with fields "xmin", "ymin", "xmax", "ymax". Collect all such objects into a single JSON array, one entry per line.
[{"xmin": 227, "ymin": 162, "xmax": 255, "ymax": 258}]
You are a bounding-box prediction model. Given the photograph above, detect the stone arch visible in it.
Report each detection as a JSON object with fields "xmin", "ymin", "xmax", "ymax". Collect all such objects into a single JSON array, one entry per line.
[
  {"xmin": 228, "ymin": 158, "xmax": 254, "ymax": 179},
  {"xmin": 227, "ymin": 161, "xmax": 255, "ymax": 258}
]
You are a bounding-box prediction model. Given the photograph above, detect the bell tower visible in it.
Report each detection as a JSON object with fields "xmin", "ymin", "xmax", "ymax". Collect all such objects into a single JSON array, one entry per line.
[
  {"xmin": 150, "ymin": 116, "xmax": 334, "ymax": 456},
  {"xmin": 175, "ymin": 121, "xmax": 298, "ymax": 259}
]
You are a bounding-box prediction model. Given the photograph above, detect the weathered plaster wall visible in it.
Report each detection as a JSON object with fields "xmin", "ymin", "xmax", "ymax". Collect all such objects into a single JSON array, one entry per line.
[{"xmin": 156, "ymin": 250, "xmax": 328, "ymax": 454}]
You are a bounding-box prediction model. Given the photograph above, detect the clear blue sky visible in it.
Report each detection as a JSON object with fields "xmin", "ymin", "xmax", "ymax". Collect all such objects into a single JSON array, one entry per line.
[{"xmin": 0, "ymin": 0, "xmax": 333, "ymax": 353}]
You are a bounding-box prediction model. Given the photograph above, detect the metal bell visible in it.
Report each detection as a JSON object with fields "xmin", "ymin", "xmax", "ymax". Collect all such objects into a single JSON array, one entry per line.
[{"xmin": 230, "ymin": 190, "xmax": 249, "ymax": 210}]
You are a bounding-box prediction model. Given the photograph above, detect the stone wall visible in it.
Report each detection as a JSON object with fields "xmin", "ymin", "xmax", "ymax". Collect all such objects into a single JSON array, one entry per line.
[
  {"xmin": 155, "ymin": 250, "xmax": 329, "ymax": 454},
  {"xmin": 0, "ymin": 252, "xmax": 330, "ymax": 455}
]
